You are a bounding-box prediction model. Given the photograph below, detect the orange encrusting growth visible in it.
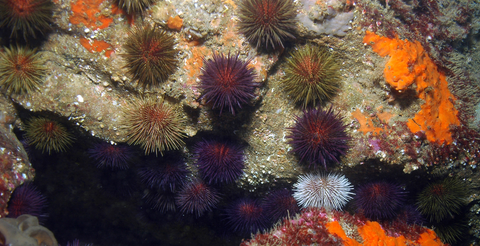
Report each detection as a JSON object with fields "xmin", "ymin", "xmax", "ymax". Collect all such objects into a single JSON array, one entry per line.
[
  {"xmin": 79, "ymin": 38, "xmax": 113, "ymax": 57},
  {"xmin": 326, "ymin": 220, "xmax": 444, "ymax": 246},
  {"xmin": 363, "ymin": 31, "xmax": 460, "ymax": 144},
  {"xmin": 70, "ymin": 0, "xmax": 114, "ymax": 29},
  {"xmin": 167, "ymin": 16, "xmax": 183, "ymax": 31}
]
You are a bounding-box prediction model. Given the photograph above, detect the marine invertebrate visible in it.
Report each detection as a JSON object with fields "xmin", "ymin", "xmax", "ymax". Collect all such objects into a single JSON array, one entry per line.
[
  {"xmin": 88, "ymin": 142, "xmax": 132, "ymax": 169},
  {"xmin": 193, "ymin": 138, "xmax": 245, "ymax": 184},
  {"xmin": 0, "ymin": 214, "xmax": 58, "ymax": 246},
  {"xmin": 282, "ymin": 45, "xmax": 341, "ymax": 108},
  {"xmin": 293, "ymin": 173, "xmax": 353, "ymax": 210},
  {"xmin": 354, "ymin": 181, "xmax": 405, "ymax": 220},
  {"xmin": 237, "ymin": 0, "xmax": 297, "ymax": 51},
  {"xmin": 416, "ymin": 178, "xmax": 468, "ymax": 223},
  {"xmin": 24, "ymin": 117, "xmax": 74, "ymax": 154},
  {"xmin": 7, "ymin": 183, "xmax": 46, "ymax": 218},
  {"xmin": 199, "ymin": 53, "xmax": 257, "ymax": 115},
  {"xmin": 123, "ymin": 25, "xmax": 178, "ymax": 89},
  {"xmin": 287, "ymin": 107, "xmax": 350, "ymax": 169},
  {"xmin": 262, "ymin": 188, "xmax": 299, "ymax": 223},
  {"xmin": 122, "ymin": 97, "xmax": 186, "ymax": 155},
  {"xmin": 225, "ymin": 198, "xmax": 267, "ymax": 234},
  {"xmin": 0, "ymin": 46, "xmax": 45, "ymax": 95},
  {"xmin": 175, "ymin": 179, "xmax": 220, "ymax": 217},
  {"xmin": 0, "ymin": 0, "xmax": 54, "ymax": 39},
  {"xmin": 113, "ymin": 0, "xmax": 155, "ymax": 15},
  {"xmin": 138, "ymin": 154, "xmax": 189, "ymax": 192}
]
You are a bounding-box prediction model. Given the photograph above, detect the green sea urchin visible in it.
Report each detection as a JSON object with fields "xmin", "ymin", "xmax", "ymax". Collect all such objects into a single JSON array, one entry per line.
[
  {"xmin": 0, "ymin": 46, "xmax": 45, "ymax": 95},
  {"xmin": 282, "ymin": 44, "xmax": 341, "ymax": 108},
  {"xmin": 113, "ymin": 0, "xmax": 155, "ymax": 15},
  {"xmin": 123, "ymin": 25, "xmax": 178, "ymax": 90},
  {"xmin": 0, "ymin": 0, "xmax": 54, "ymax": 40},
  {"xmin": 24, "ymin": 117, "xmax": 74, "ymax": 154},
  {"xmin": 122, "ymin": 97, "xmax": 186, "ymax": 155}
]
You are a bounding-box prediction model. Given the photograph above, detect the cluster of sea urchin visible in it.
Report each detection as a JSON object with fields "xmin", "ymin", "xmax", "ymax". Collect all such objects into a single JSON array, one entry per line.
[
  {"xmin": 123, "ymin": 25, "xmax": 178, "ymax": 90},
  {"xmin": 199, "ymin": 53, "xmax": 257, "ymax": 115},
  {"xmin": 237, "ymin": 0, "xmax": 297, "ymax": 51},
  {"xmin": 122, "ymin": 97, "xmax": 186, "ymax": 155},
  {"xmin": 282, "ymin": 44, "xmax": 341, "ymax": 108},
  {"xmin": 0, "ymin": 46, "xmax": 46, "ymax": 95},
  {"xmin": 287, "ymin": 106, "xmax": 350, "ymax": 169}
]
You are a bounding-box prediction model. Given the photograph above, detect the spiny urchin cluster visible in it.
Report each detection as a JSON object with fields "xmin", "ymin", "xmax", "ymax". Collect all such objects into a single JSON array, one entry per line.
[
  {"xmin": 288, "ymin": 107, "xmax": 350, "ymax": 169},
  {"xmin": 282, "ymin": 44, "xmax": 341, "ymax": 108},
  {"xmin": 0, "ymin": 46, "xmax": 45, "ymax": 95},
  {"xmin": 0, "ymin": 0, "xmax": 54, "ymax": 40},
  {"xmin": 123, "ymin": 25, "xmax": 178, "ymax": 90},
  {"xmin": 293, "ymin": 173, "xmax": 354, "ymax": 210},
  {"xmin": 199, "ymin": 53, "xmax": 257, "ymax": 115},
  {"xmin": 122, "ymin": 97, "xmax": 186, "ymax": 155},
  {"xmin": 24, "ymin": 117, "xmax": 75, "ymax": 154},
  {"xmin": 237, "ymin": 0, "xmax": 297, "ymax": 51}
]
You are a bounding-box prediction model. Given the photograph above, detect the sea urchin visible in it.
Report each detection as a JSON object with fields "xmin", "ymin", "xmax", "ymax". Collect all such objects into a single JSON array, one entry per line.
[
  {"xmin": 113, "ymin": 0, "xmax": 155, "ymax": 15},
  {"xmin": 354, "ymin": 181, "xmax": 405, "ymax": 220},
  {"xmin": 293, "ymin": 173, "xmax": 354, "ymax": 210},
  {"xmin": 287, "ymin": 107, "xmax": 350, "ymax": 169},
  {"xmin": 237, "ymin": 0, "xmax": 297, "ymax": 51},
  {"xmin": 0, "ymin": 0, "xmax": 54, "ymax": 39},
  {"xmin": 0, "ymin": 46, "xmax": 45, "ymax": 95},
  {"xmin": 123, "ymin": 25, "xmax": 178, "ymax": 89},
  {"xmin": 24, "ymin": 117, "xmax": 74, "ymax": 154},
  {"xmin": 175, "ymin": 179, "xmax": 220, "ymax": 217},
  {"xmin": 122, "ymin": 97, "xmax": 186, "ymax": 155},
  {"xmin": 282, "ymin": 44, "xmax": 341, "ymax": 108},
  {"xmin": 199, "ymin": 53, "xmax": 257, "ymax": 115}
]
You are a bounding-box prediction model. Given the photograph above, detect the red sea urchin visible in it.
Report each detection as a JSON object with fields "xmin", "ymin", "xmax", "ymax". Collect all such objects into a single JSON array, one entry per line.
[
  {"xmin": 0, "ymin": 46, "xmax": 45, "ymax": 95},
  {"xmin": 0, "ymin": 0, "xmax": 54, "ymax": 40},
  {"xmin": 237, "ymin": 0, "xmax": 297, "ymax": 51},
  {"xmin": 287, "ymin": 107, "xmax": 350, "ymax": 169},
  {"xmin": 123, "ymin": 25, "xmax": 178, "ymax": 90},
  {"xmin": 193, "ymin": 138, "xmax": 245, "ymax": 184},
  {"xmin": 122, "ymin": 97, "xmax": 186, "ymax": 155},
  {"xmin": 293, "ymin": 173, "xmax": 354, "ymax": 210},
  {"xmin": 199, "ymin": 53, "xmax": 257, "ymax": 115}
]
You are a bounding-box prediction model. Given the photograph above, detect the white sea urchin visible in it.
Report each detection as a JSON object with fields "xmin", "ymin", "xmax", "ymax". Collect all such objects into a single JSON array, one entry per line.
[{"xmin": 293, "ymin": 173, "xmax": 354, "ymax": 210}]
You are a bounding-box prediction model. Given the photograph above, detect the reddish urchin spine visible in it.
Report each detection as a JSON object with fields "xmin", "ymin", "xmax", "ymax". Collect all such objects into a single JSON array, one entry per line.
[
  {"xmin": 0, "ymin": 0, "xmax": 54, "ymax": 39},
  {"xmin": 199, "ymin": 53, "xmax": 257, "ymax": 115},
  {"xmin": 175, "ymin": 179, "xmax": 220, "ymax": 217},
  {"xmin": 122, "ymin": 97, "xmax": 186, "ymax": 155},
  {"xmin": 354, "ymin": 181, "xmax": 406, "ymax": 220},
  {"xmin": 237, "ymin": 0, "xmax": 297, "ymax": 51},
  {"xmin": 293, "ymin": 173, "xmax": 354, "ymax": 210},
  {"xmin": 88, "ymin": 142, "xmax": 132, "ymax": 169},
  {"xmin": 7, "ymin": 182, "xmax": 47, "ymax": 218},
  {"xmin": 123, "ymin": 25, "xmax": 178, "ymax": 90},
  {"xmin": 0, "ymin": 46, "xmax": 45, "ymax": 95},
  {"xmin": 287, "ymin": 107, "xmax": 350, "ymax": 169},
  {"xmin": 24, "ymin": 117, "xmax": 74, "ymax": 154},
  {"xmin": 193, "ymin": 138, "xmax": 245, "ymax": 184},
  {"xmin": 113, "ymin": 0, "xmax": 155, "ymax": 15},
  {"xmin": 282, "ymin": 45, "xmax": 341, "ymax": 108}
]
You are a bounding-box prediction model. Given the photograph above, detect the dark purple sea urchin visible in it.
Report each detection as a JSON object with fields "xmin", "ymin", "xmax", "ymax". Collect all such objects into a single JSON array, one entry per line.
[
  {"xmin": 175, "ymin": 179, "xmax": 220, "ymax": 217},
  {"xmin": 225, "ymin": 198, "xmax": 268, "ymax": 234},
  {"xmin": 354, "ymin": 181, "xmax": 406, "ymax": 220},
  {"xmin": 194, "ymin": 138, "xmax": 245, "ymax": 184},
  {"xmin": 199, "ymin": 53, "xmax": 257, "ymax": 115},
  {"xmin": 237, "ymin": 0, "xmax": 297, "ymax": 51},
  {"xmin": 287, "ymin": 107, "xmax": 350, "ymax": 169},
  {"xmin": 7, "ymin": 183, "xmax": 47, "ymax": 218},
  {"xmin": 88, "ymin": 142, "xmax": 132, "ymax": 169},
  {"xmin": 138, "ymin": 154, "xmax": 189, "ymax": 192}
]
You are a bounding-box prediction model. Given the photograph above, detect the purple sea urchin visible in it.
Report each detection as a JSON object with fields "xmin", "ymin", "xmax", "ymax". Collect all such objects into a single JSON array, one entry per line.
[
  {"xmin": 354, "ymin": 181, "xmax": 405, "ymax": 220},
  {"xmin": 287, "ymin": 107, "xmax": 350, "ymax": 169},
  {"xmin": 263, "ymin": 188, "xmax": 299, "ymax": 223},
  {"xmin": 24, "ymin": 117, "xmax": 74, "ymax": 154},
  {"xmin": 0, "ymin": 0, "xmax": 54, "ymax": 39},
  {"xmin": 225, "ymin": 198, "xmax": 267, "ymax": 234},
  {"xmin": 0, "ymin": 46, "xmax": 45, "ymax": 95},
  {"xmin": 175, "ymin": 179, "xmax": 220, "ymax": 217},
  {"xmin": 122, "ymin": 97, "xmax": 186, "ymax": 155},
  {"xmin": 88, "ymin": 142, "xmax": 132, "ymax": 169},
  {"xmin": 138, "ymin": 154, "xmax": 189, "ymax": 192},
  {"xmin": 293, "ymin": 173, "xmax": 354, "ymax": 210},
  {"xmin": 123, "ymin": 25, "xmax": 178, "ymax": 89},
  {"xmin": 199, "ymin": 53, "xmax": 257, "ymax": 115},
  {"xmin": 193, "ymin": 138, "xmax": 245, "ymax": 184},
  {"xmin": 282, "ymin": 45, "xmax": 341, "ymax": 108},
  {"xmin": 237, "ymin": 0, "xmax": 297, "ymax": 51},
  {"xmin": 7, "ymin": 183, "xmax": 47, "ymax": 218}
]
